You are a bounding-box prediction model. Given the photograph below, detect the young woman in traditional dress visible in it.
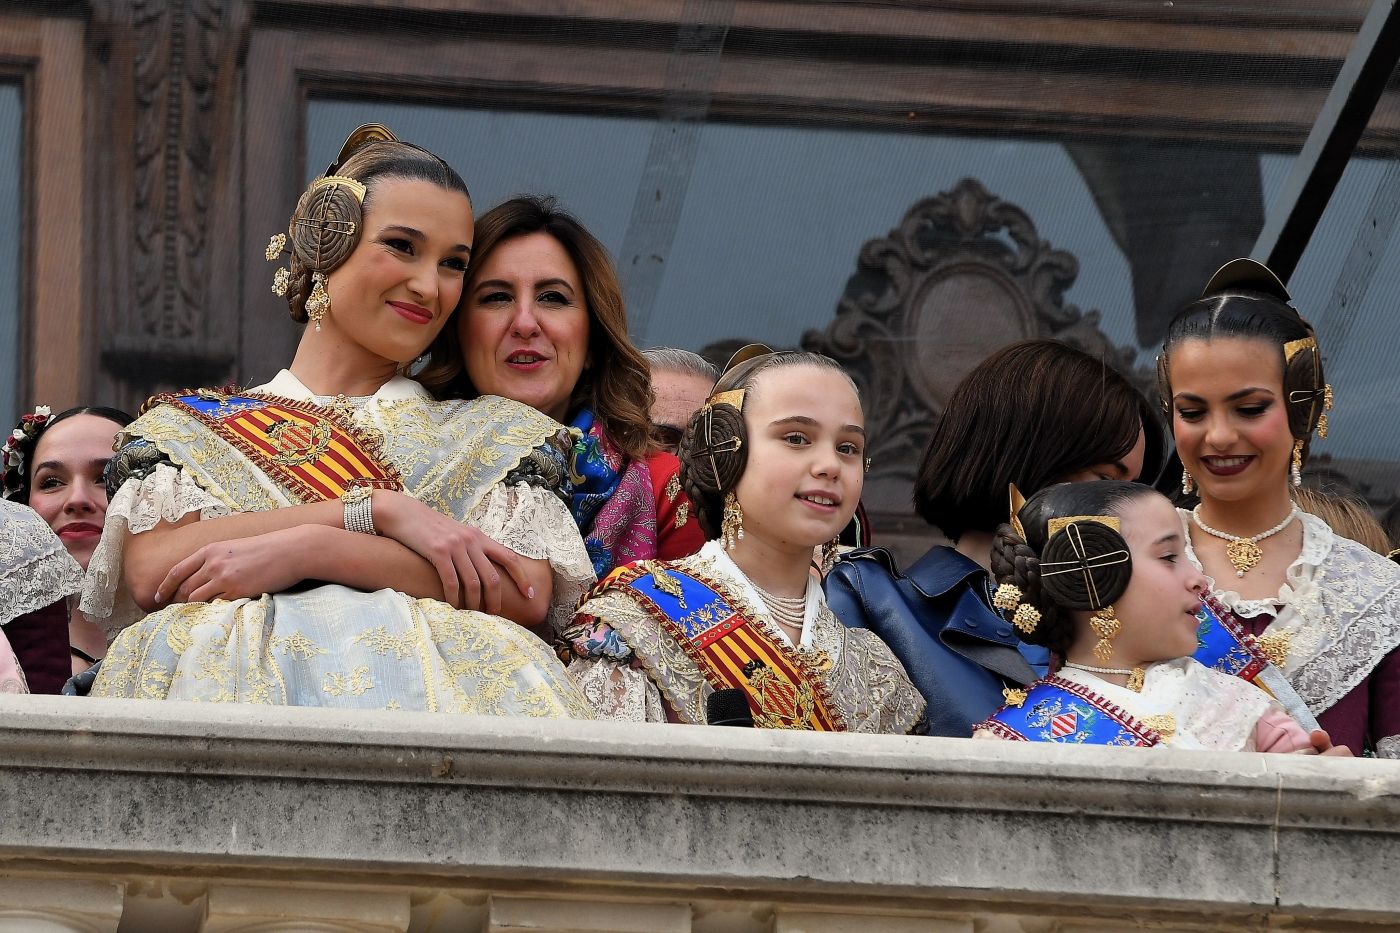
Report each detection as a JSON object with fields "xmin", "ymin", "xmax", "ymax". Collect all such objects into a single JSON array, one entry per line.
[
  {"xmin": 79, "ymin": 126, "xmax": 593, "ymax": 717},
  {"xmin": 1159, "ymin": 259, "xmax": 1400, "ymax": 756},
  {"xmin": 559, "ymin": 350, "xmax": 924, "ymax": 732},
  {"xmin": 4, "ymin": 405, "xmax": 132, "ymax": 683},
  {"xmin": 976, "ymin": 480, "xmax": 1344, "ymax": 753}
]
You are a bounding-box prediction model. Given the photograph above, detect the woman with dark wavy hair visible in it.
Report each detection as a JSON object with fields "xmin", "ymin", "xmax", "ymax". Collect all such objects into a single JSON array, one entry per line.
[{"xmin": 424, "ymin": 195, "xmax": 703, "ymax": 576}]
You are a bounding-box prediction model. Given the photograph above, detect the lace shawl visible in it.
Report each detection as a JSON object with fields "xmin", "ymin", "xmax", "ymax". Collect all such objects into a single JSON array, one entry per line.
[
  {"xmin": 0, "ymin": 499, "xmax": 84, "ymax": 626},
  {"xmin": 1056, "ymin": 659, "xmax": 1276, "ymax": 751},
  {"xmin": 82, "ymin": 372, "xmax": 593, "ymax": 638},
  {"xmin": 1180, "ymin": 509, "xmax": 1400, "ymax": 714}
]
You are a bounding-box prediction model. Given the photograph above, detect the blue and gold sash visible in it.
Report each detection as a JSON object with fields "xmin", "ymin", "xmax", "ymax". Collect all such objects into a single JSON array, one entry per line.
[
  {"xmin": 1191, "ymin": 595, "xmax": 1319, "ymax": 732},
  {"xmin": 978, "ymin": 677, "xmax": 1162, "ymax": 746},
  {"xmin": 150, "ymin": 389, "xmax": 402, "ymax": 503},
  {"xmin": 597, "ymin": 561, "xmax": 845, "ymax": 731}
]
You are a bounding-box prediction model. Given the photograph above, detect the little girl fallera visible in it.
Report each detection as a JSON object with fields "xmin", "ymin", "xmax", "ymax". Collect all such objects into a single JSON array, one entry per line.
[{"xmin": 974, "ymin": 481, "xmax": 1327, "ymax": 752}]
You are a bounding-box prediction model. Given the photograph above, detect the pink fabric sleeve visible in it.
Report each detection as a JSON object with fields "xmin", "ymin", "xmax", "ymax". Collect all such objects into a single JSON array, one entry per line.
[{"xmin": 1253, "ymin": 707, "xmax": 1312, "ymax": 753}]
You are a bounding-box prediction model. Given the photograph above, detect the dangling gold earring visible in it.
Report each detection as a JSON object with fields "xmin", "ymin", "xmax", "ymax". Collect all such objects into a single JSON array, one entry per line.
[
  {"xmin": 1181, "ymin": 471, "xmax": 1194, "ymax": 495},
  {"xmin": 1291, "ymin": 439, "xmax": 1304, "ymax": 487},
  {"xmin": 305, "ymin": 272, "xmax": 331, "ymax": 332},
  {"xmin": 1090, "ymin": 605, "xmax": 1120, "ymax": 662},
  {"xmin": 820, "ymin": 536, "xmax": 841, "ymax": 575},
  {"xmin": 721, "ymin": 491, "xmax": 745, "ymax": 550},
  {"xmin": 1318, "ymin": 384, "xmax": 1333, "ymax": 438}
]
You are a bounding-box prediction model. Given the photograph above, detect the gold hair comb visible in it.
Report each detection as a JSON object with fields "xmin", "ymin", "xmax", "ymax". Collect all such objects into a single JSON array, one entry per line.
[
  {"xmin": 1283, "ymin": 336, "xmax": 1317, "ymax": 363},
  {"xmin": 310, "ymin": 175, "xmax": 367, "ymax": 203},
  {"xmin": 1047, "ymin": 515, "xmax": 1121, "ymax": 538},
  {"xmin": 706, "ymin": 388, "xmax": 746, "ymax": 411}
]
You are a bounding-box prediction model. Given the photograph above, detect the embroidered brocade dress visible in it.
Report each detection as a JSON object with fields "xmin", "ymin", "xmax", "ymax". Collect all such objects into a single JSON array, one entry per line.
[
  {"xmin": 561, "ymin": 540, "xmax": 925, "ymax": 732},
  {"xmin": 80, "ymin": 371, "xmax": 595, "ymax": 718},
  {"xmin": 976, "ymin": 659, "xmax": 1290, "ymax": 751},
  {"xmin": 1, "ymin": 500, "xmax": 85, "ymax": 694},
  {"xmin": 1180, "ymin": 510, "xmax": 1400, "ymax": 757}
]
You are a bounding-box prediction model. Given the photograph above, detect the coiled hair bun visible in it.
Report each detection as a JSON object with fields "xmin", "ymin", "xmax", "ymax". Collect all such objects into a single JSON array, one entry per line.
[{"xmin": 1037, "ymin": 520, "xmax": 1133, "ymax": 611}]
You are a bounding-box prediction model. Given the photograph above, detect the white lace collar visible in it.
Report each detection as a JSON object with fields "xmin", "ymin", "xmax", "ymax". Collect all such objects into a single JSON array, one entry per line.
[
  {"xmin": 255, "ymin": 369, "xmax": 429, "ymax": 405},
  {"xmin": 1179, "ymin": 507, "xmax": 1400, "ymax": 714},
  {"xmin": 1, "ymin": 499, "xmax": 84, "ymax": 626},
  {"xmin": 1178, "ymin": 508, "xmax": 1332, "ymax": 620},
  {"xmin": 698, "ymin": 539, "xmax": 822, "ymax": 649}
]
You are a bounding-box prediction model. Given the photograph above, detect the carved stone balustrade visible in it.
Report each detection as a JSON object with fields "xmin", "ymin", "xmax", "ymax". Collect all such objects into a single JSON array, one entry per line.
[{"xmin": 0, "ymin": 695, "xmax": 1397, "ymax": 932}]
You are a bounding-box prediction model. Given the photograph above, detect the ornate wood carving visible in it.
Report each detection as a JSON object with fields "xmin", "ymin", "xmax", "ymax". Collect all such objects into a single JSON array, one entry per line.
[
  {"xmin": 802, "ymin": 179, "xmax": 1146, "ymax": 552},
  {"xmin": 93, "ymin": 0, "xmax": 248, "ymax": 408}
]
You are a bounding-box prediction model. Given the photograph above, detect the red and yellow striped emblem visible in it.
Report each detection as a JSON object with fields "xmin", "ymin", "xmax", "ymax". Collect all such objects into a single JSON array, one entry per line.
[{"xmin": 160, "ymin": 392, "xmax": 402, "ymax": 503}]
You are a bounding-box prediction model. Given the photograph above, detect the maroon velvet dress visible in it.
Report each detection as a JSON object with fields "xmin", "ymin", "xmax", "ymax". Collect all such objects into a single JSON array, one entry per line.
[{"xmin": 1184, "ymin": 509, "xmax": 1400, "ymax": 758}]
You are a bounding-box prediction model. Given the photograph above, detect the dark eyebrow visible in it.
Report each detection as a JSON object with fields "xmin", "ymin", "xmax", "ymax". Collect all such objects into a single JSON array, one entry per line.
[
  {"xmin": 1174, "ymin": 387, "xmax": 1274, "ymax": 405},
  {"xmin": 769, "ymin": 416, "xmax": 866, "ymax": 437},
  {"xmin": 379, "ymin": 225, "xmax": 471, "ymax": 255},
  {"xmin": 34, "ymin": 458, "xmax": 109, "ymax": 474},
  {"xmin": 472, "ymin": 277, "xmax": 573, "ymax": 293}
]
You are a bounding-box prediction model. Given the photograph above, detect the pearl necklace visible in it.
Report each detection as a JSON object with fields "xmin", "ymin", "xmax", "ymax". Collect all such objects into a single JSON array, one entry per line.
[
  {"xmin": 1063, "ymin": 660, "xmax": 1145, "ymax": 693},
  {"xmin": 1191, "ymin": 505, "xmax": 1300, "ymax": 578},
  {"xmin": 749, "ymin": 580, "xmax": 808, "ymax": 630}
]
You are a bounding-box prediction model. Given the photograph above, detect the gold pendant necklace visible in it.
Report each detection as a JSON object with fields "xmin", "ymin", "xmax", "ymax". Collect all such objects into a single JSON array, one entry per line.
[{"xmin": 1191, "ymin": 505, "xmax": 1300, "ymax": 577}]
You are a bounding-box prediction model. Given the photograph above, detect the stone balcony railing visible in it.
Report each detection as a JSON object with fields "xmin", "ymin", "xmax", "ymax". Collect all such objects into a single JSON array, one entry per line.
[{"xmin": 0, "ymin": 695, "xmax": 1398, "ymax": 933}]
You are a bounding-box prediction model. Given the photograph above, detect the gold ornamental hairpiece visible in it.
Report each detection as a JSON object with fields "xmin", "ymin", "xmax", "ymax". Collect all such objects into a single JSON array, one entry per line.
[
  {"xmin": 1283, "ymin": 335, "xmax": 1318, "ymax": 363},
  {"xmin": 706, "ymin": 388, "xmax": 746, "ymax": 411},
  {"xmin": 720, "ymin": 342, "xmax": 775, "ymax": 376},
  {"xmin": 1008, "ymin": 483, "xmax": 1028, "ymax": 538},
  {"xmin": 326, "ymin": 123, "xmax": 399, "ymax": 176},
  {"xmin": 310, "ymin": 175, "xmax": 367, "ymax": 203},
  {"xmin": 1046, "ymin": 515, "xmax": 1121, "ymax": 538}
]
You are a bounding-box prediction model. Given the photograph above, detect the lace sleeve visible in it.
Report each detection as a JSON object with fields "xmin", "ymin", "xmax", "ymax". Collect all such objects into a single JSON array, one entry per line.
[
  {"xmin": 0, "ymin": 501, "xmax": 84, "ymax": 626},
  {"xmin": 466, "ymin": 482, "xmax": 595, "ymax": 637},
  {"xmin": 79, "ymin": 461, "xmax": 231, "ymax": 637},
  {"xmin": 560, "ymin": 594, "xmax": 667, "ymax": 722}
]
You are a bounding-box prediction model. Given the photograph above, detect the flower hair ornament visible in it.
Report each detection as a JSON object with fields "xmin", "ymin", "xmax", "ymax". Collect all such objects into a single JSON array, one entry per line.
[{"xmin": 2, "ymin": 405, "xmax": 52, "ymax": 499}]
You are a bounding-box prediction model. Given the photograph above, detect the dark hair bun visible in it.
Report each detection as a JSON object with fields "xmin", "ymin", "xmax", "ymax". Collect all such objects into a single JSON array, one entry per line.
[
  {"xmin": 990, "ymin": 522, "xmax": 1042, "ymax": 606},
  {"xmin": 288, "ymin": 182, "xmax": 363, "ymax": 274},
  {"xmin": 676, "ymin": 400, "xmax": 747, "ymax": 538},
  {"xmin": 1037, "ymin": 520, "xmax": 1132, "ymax": 611}
]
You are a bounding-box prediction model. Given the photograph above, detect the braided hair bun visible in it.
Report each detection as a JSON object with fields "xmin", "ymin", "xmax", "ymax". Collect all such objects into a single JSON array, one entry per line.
[
  {"xmin": 676, "ymin": 397, "xmax": 746, "ymax": 539},
  {"xmin": 991, "ymin": 480, "xmax": 1152, "ymax": 659}
]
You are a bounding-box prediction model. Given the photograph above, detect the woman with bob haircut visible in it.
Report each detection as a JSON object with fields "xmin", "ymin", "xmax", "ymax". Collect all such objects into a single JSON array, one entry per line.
[
  {"xmin": 422, "ymin": 195, "xmax": 703, "ymax": 578},
  {"xmin": 1159, "ymin": 258, "xmax": 1400, "ymax": 756},
  {"xmin": 824, "ymin": 338, "xmax": 1164, "ymax": 737}
]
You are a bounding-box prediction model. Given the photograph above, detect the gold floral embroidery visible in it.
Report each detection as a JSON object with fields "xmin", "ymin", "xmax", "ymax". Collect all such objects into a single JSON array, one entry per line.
[
  {"xmin": 674, "ymin": 502, "xmax": 689, "ymax": 529},
  {"xmin": 664, "ymin": 474, "xmax": 681, "ymax": 502},
  {"xmin": 353, "ymin": 625, "xmax": 421, "ymax": 659},
  {"xmin": 1256, "ymin": 630, "xmax": 1292, "ymax": 669},
  {"xmin": 1141, "ymin": 714, "xmax": 1177, "ymax": 742},
  {"xmin": 270, "ymin": 631, "xmax": 326, "ymax": 661},
  {"xmin": 324, "ymin": 666, "xmax": 375, "ymax": 697}
]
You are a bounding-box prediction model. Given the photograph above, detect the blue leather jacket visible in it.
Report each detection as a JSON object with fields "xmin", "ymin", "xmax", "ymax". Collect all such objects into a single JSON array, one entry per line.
[{"xmin": 824, "ymin": 546, "xmax": 1048, "ymax": 738}]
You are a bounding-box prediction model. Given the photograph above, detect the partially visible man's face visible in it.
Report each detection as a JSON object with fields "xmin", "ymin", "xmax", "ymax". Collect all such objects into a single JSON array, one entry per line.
[{"xmin": 649, "ymin": 368, "xmax": 715, "ymax": 453}]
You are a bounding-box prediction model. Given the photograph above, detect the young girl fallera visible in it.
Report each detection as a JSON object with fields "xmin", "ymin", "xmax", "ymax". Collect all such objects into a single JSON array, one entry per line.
[
  {"xmin": 976, "ymin": 481, "xmax": 1342, "ymax": 753},
  {"xmin": 560, "ymin": 351, "xmax": 924, "ymax": 732}
]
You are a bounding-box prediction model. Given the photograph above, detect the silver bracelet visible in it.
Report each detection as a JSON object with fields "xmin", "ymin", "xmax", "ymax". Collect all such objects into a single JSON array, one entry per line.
[{"xmin": 342, "ymin": 485, "xmax": 377, "ymax": 536}]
